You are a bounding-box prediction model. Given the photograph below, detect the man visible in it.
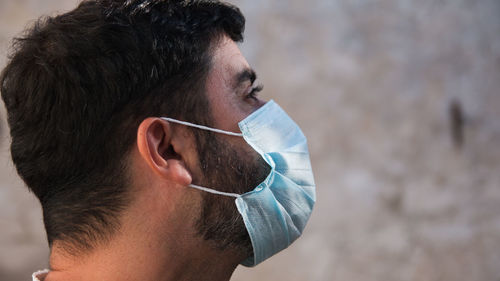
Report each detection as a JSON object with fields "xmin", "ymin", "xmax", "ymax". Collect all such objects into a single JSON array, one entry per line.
[{"xmin": 1, "ymin": 1, "xmax": 316, "ymax": 280}]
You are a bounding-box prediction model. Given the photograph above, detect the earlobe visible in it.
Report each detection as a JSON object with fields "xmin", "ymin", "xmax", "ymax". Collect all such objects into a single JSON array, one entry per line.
[{"xmin": 137, "ymin": 118, "xmax": 192, "ymax": 186}]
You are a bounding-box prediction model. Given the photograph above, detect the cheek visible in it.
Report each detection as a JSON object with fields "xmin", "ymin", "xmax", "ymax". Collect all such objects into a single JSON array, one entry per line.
[{"xmin": 210, "ymin": 97, "xmax": 248, "ymax": 133}]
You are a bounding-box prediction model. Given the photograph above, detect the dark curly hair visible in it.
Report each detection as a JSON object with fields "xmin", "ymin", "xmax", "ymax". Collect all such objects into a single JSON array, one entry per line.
[{"xmin": 0, "ymin": 0, "xmax": 245, "ymax": 252}]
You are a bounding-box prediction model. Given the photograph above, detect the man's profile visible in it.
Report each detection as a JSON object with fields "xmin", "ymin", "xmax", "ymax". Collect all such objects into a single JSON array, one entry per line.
[{"xmin": 0, "ymin": 1, "xmax": 316, "ymax": 280}]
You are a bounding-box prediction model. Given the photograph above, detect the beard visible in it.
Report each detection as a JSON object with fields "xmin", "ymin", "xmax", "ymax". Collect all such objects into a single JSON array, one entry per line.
[{"xmin": 192, "ymin": 129, "xmax": 270, "ymax": 257}]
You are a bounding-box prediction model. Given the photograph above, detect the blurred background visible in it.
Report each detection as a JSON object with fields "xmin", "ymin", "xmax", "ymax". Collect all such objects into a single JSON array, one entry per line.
[{"xmin": 1, "ymin": 0, "xmax": 499, "ymax": 280}]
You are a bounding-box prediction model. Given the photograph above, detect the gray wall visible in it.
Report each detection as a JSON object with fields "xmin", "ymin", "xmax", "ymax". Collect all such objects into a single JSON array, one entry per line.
[{"xmin": 1, "ymin": 0, "xmax": 499, "ymax": 280}]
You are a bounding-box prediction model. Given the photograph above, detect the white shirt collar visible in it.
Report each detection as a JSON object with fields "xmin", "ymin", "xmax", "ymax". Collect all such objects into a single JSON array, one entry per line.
[{"xmin": 32, "ymin": 269, "xmax": 49, "ymax": 281}]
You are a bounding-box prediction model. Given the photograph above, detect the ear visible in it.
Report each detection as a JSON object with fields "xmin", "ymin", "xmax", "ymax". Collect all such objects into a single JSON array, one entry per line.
[{"xmin": 137, "ymin": 117, "xmax": 192, "ymax": 186}]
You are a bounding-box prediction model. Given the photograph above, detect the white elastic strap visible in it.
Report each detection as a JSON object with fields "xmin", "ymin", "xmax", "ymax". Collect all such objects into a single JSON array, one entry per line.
[
  {"xmin": 161, "ymin": 117, "xmax": 243, "ymax": 137},
  {"xmin": 189, "ymin": 184, "xmax": 240, "ymax": 198}
]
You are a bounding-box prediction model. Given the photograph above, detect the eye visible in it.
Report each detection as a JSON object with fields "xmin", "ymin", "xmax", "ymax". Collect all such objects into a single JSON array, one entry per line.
[{"xmin": 246, "ymin": 84, "xmax": 263, "ymax": 100}]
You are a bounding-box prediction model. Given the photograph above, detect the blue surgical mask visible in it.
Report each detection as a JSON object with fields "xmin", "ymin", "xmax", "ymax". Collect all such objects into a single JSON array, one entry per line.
[{"xmin": 162, "ymin": 100, "xmax": 316, "ymax": 266}]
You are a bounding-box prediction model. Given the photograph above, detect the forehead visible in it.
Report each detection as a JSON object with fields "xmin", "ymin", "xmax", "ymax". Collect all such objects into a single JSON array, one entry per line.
[{"xmin": 208, "ymin": 36, "xmax": 249, "ymax": 87}]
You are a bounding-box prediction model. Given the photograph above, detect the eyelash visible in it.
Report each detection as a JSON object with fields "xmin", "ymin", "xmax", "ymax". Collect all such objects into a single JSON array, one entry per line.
[{"xmin": 246, "ymin": 84, "xmax": 263, "ymax": 100}]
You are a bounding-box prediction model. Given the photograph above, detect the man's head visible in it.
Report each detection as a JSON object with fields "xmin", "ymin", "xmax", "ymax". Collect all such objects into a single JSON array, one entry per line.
[{"xmin": 1, "ymin": 0, "xmax": 268, "ymax": 260}]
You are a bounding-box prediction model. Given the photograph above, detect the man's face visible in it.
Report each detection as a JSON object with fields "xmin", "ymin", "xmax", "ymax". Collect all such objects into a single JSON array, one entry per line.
[
  {"xmin": 205, "ymin": 36, "xmax": 266, "ymax": 135},
  {"xmin": 189, "ymin": 36, "xmax": 270, "ymax": 256}
]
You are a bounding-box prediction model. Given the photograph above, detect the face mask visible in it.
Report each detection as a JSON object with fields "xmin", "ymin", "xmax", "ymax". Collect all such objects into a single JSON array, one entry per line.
[{"xmin": 161, "ymin": 100, "xmax": 316, "ymax": 266}]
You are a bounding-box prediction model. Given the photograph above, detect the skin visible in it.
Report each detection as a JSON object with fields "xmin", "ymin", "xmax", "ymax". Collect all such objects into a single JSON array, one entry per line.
[{"xmin": 42, "ymin": 35, "xmax": 266, "ymax": 281}]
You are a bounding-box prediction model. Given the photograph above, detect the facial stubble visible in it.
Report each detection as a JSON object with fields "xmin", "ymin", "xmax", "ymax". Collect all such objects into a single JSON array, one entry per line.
[{"xmin": 193, "ymin": 129, "xmax": 270, "ymax": 258}]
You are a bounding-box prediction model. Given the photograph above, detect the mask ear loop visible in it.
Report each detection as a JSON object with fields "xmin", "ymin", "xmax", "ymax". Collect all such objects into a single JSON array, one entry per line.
[
  {"xmin": 161, "ymin": 117, "xmax": 243, "ymax": 198},
  {"xmin": 189, "ymin": 184, "xmax": 240, "ymax": 198},
  {"xmin": 161, "ymin": 117, "xmax": 243, "ymax": 137}
]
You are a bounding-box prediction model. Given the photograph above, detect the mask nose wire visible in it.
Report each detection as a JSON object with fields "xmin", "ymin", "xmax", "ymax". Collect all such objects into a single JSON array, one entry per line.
[{"xmin": 161, "ymin": 117, "xmax": 244, "ymax": 137}]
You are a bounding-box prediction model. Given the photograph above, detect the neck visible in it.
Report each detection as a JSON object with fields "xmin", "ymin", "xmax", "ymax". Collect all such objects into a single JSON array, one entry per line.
[
  {"xmin": 45, "ymin": 186, "xmax": 243, "ymax": 281},
  {"xmin": 47, "ymin": 241, "xmax": 240, "ymax": 281}
]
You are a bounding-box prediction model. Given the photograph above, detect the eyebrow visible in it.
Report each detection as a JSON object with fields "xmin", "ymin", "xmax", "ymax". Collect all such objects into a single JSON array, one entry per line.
[{"xmin": 234, "ymin": 68, "xmax": 257, "ymax": 88}]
